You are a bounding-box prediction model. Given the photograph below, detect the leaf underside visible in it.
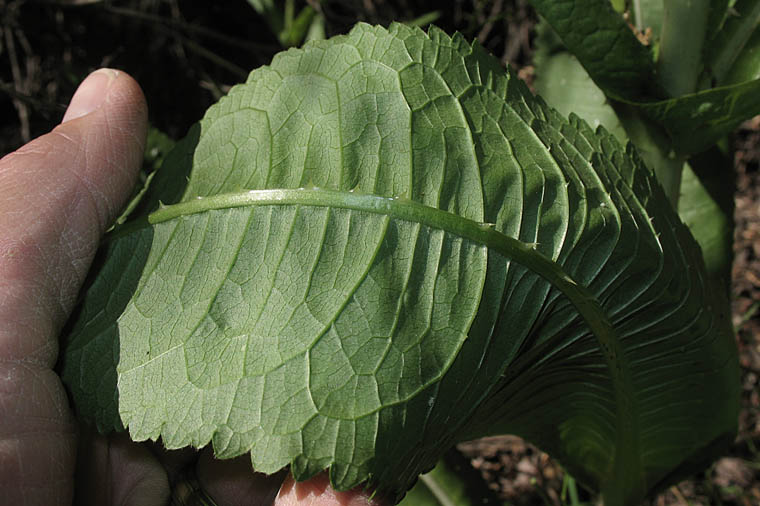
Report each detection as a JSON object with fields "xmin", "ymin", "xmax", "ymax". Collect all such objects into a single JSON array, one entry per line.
[{"xmin": 60, "ymin": 23, "xmax": 739, "ymax": 505}]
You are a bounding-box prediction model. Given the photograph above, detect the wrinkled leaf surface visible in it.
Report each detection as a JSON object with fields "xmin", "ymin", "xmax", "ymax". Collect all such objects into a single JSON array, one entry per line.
[{"xmin": 60, "ymin": 23, "xmax": 739, "ymax": 505}]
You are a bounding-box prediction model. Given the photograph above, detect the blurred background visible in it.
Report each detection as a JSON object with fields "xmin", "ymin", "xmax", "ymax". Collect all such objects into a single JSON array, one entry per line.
[{"xmin": 0, "ymin": 0, "xmax": 535, "ymax": 154}]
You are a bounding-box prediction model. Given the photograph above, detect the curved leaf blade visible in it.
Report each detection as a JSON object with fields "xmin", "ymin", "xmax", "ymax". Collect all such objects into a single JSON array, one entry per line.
[{"xmin": 60, "ymin": 23, "xmax": 739, "ymax": 505}]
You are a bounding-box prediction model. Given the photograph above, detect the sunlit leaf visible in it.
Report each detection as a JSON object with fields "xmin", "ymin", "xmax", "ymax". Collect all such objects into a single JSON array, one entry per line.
[{"xmin": 60, "ymin": 23, "xmax": 739, "ymax": 506}]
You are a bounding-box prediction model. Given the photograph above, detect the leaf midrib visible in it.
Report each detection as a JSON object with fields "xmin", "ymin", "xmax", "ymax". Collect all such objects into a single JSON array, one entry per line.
[{"xmin": 115, "ymin": 186, "xmax": 641, "ymax": 494}]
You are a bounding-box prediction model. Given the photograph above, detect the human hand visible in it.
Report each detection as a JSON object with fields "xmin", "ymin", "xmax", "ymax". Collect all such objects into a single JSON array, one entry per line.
[{"xmin": 0, "ymin": 68, "xmax": 379, "ymax": 506}]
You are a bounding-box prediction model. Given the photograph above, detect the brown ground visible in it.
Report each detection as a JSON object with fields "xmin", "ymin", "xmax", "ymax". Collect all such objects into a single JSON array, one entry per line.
[{"xmin": 1, "ymin": 1, "xmax": 758, "ymax": 504}]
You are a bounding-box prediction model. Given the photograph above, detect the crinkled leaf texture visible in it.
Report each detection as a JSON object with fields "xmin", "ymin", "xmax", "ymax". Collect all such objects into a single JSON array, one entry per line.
[{"xmin": 60, "ymin": 23, "xmax": 739, "ymax": 505}]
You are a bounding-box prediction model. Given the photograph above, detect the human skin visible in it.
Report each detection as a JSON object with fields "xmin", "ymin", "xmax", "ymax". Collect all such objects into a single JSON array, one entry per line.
[{"xmin": 0, "ymin": 68, "xmax": 378, "ymax": 506}]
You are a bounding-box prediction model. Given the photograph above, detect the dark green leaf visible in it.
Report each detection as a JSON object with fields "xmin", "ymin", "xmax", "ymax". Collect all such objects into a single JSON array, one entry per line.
[
  {"xmin": 533, "ymin": 1, "xmax": 759, "ymax": 156},
  {"xmin": 703, "ymin": 0, "xmax": 760, "ymax": 85},
  {"xmin": 724, "ymin": 26, "xmax": 760, "ymax": 84},
  {"xmin": 634, "ymin": 78, "xmax": 760, "ymax": 154},
  {"xmin": 528, "ymin": 0, "xmax": 662, "ymax": 101}
]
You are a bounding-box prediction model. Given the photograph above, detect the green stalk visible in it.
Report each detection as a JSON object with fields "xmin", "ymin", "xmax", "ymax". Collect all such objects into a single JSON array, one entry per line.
[
  {"xmin": 562, "ymin": 474, "xmax": 582, "ymax": 506},
  {"xmin": 631, "ymin": 0, "xmax": 664, "ymax": 39},
  {"xmin": 658, "ymin": 0, "xmax": 711, "ymax": 96}
]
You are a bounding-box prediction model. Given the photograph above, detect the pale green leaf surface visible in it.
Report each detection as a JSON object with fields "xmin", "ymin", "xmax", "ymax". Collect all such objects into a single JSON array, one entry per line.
[
  {"xmin": 60, "ymin": 23, "xmax": 739, "ymax": 505},
  {"xmin": 535, "ymin": 50, "xmax": 627, "ymax": 142}
]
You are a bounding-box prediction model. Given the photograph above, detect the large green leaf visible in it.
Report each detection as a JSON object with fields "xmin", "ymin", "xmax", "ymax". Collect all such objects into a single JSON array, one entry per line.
[{"xmin": 60, "ymin": 23, "xmax": 739, "ymax": 505}]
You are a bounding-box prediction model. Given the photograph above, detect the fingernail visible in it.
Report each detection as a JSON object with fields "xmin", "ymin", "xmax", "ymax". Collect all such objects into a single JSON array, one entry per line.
[{"xmin": 62, "ymin": 68, "xmax": 120, "ymax": 123}]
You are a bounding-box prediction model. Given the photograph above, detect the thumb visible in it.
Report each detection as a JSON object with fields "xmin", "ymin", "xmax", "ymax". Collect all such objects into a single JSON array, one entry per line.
[
  {"xmin": 0, "ymin": 68, "xmax": 148, "ymax": 364},
  {"xmin": 0, "ymin": 68, "xmax": 147, "ymax": 504},
  {"xmin": 276, "ymin": 474, "xmax": 383, "ymax": 506}
]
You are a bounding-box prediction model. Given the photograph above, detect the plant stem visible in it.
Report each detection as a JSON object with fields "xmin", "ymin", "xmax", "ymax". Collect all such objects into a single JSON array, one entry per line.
[
  {"xmin": 563, "ymin": 473, "xmax": 582, "ymax": 506},
  {"xmin": 658, "ymin": 0, "xmax": 711, "ymax": 96},
  {"xmin": 631, "ymin": 0, "xmax": 664, "ymax": 39}
]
